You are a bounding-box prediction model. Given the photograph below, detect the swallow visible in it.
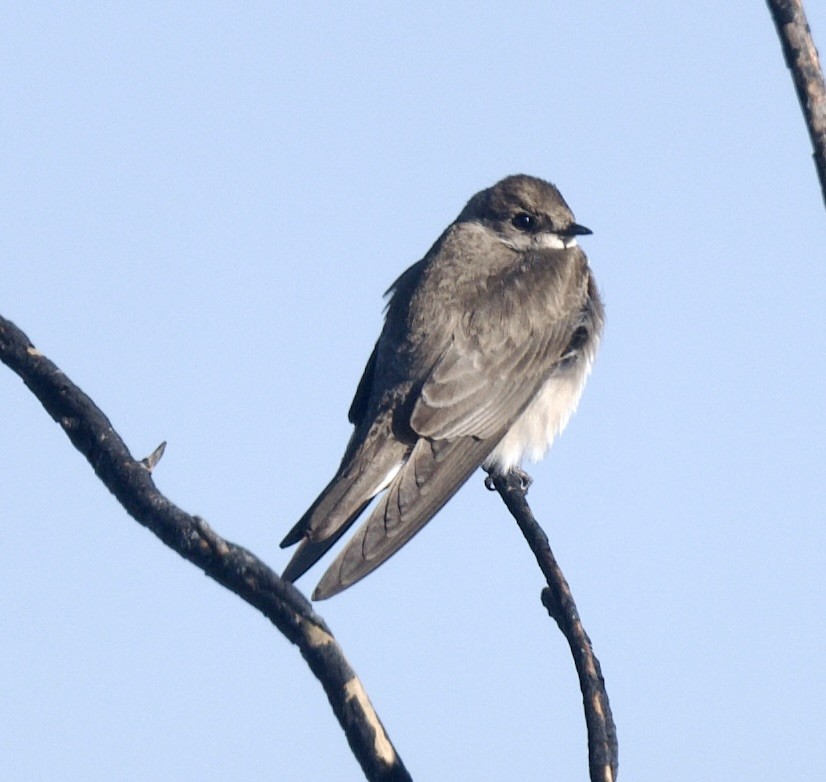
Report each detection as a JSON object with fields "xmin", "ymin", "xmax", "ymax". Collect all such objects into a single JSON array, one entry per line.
[{"xmin": 281, "ymin": 174, "xmax": 603, "ymax": 599}]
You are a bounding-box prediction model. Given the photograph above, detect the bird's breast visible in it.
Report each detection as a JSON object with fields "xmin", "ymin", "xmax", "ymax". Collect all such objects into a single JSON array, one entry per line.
[{"xmin": 484, "ymin": 350, "xmax": 595, "ymax": 472}]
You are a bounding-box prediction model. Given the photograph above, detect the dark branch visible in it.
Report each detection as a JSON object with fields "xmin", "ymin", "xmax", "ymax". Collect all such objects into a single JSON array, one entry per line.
[
  {"xmin": 0, "ymin": 314, "xmax": 411, "ymax": 782},
  {"xmin": 767, "ymin": 0, "xmax": 826, "ymax": 209},
  {"xmin": 489, "ymin": 470, "xmax": 618, "ymax": 782}
]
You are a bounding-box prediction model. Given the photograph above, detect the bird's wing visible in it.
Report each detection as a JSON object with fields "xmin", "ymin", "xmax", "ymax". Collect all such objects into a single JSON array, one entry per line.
[
  {"xmin": 280, "ymin": 494, "xmax": 371, "ymax": 583},
  {"xmin": 311, "ymin": 309, "xmax": 583, "ymax": 599},
  {"xmin": 280, "ymin": 257, "xmax": 431, "ymax": 570},
  {"xmin": 279, "ymin": 409, "xmax": 409, "ymax": 547},
  {"xmin": 410, "ymin": 327, "xmax": 558, "ymax": 439},
  {"xmin": 293, "ymin": 246, "xmax": 594, "ymax": 597},
  {"xmin": 312, "ymin": 433, "xmax": 497, "ymax": 598},
  {"xmin": 407, "ymin": 249, "xmax": 595, "ymax": 440},
  {"xmin": 347, "ymin": 341, "xmax": 378, "ymax": 426},
  {"xmin": 279, "ymin": 437, "xmax": 409, "ymax": 582}
]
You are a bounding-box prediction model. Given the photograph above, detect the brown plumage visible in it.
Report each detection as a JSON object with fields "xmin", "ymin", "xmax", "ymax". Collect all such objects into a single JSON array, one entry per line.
[{"xmin": 281, "ymin": 174, "xmax": 604, "ymax": 599}]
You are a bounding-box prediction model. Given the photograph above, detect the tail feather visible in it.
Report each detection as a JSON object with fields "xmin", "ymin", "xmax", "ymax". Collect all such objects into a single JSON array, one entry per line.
[
  {"xmin": 280, "ymin": 471, "xmax": 362, "ymax": 549},
  {"xmin": 312, "ymin": 433, "xmax": 499, "ymax": 599},
  {"xmin": 281, "ymin": 497, "xmax": 371, "ymax": 582},
  {"xmin": 281, "ymin": 434, "xmax": 409, "ymax": 584}
]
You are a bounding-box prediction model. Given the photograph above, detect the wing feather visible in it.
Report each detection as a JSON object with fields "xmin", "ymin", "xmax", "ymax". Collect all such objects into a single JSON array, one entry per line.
[
  {"xmin": 286, "ymin": 244, "xmax": 595, "ymax": 598},
  {"xmin": 410, "ymin": 318, "xmax": 571, "ymax": 440},
  {"xmin": 312, "ymin": 434, "xmax": 499, "ymax": 599}
]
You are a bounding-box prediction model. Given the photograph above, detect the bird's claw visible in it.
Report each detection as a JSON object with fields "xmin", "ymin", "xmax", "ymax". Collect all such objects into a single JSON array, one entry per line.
[
  {"xmin": 483, "ymin": 467, "xmax": 533, "ymax": 493},
  {"xmin": 506, "ymin": 467, "xmax": 533, "ymax": 493}
]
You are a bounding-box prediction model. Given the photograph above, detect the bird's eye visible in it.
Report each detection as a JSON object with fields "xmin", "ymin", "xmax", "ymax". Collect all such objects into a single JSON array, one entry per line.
[{"xmin": 511, "ymin": 212, "xmax": 536, "ymax": 232}]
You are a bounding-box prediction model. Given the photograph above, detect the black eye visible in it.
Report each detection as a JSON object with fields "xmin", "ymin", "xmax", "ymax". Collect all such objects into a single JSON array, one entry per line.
[{"xmin": 511, "ymin": 212, "xmax": 536, "ymax": 232}]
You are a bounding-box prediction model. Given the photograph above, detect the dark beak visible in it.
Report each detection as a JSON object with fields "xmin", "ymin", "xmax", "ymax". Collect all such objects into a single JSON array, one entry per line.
[{"xmin": 564, "ymin": 222, "xmax": 592, "ymax": 237}]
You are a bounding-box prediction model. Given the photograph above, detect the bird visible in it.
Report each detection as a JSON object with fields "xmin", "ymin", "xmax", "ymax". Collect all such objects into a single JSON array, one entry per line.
[{"xmin": 281, "ymin": 174, "xmax": 604, "ymax": 600}]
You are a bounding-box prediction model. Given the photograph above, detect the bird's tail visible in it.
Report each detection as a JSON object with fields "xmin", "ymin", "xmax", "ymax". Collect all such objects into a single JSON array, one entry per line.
[
  {"xmin": 280, "ymin": 435, "xmax": 408, "ymax": 583},
  {"xmin": 280, "ymin": 475, "xmax": 372, "ymax": 583}
]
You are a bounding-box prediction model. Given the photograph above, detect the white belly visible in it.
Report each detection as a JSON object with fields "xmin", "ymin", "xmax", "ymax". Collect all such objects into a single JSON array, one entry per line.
[{"xmin": 484, "ymin": 355, "xmax": 594, "ymax": 472}]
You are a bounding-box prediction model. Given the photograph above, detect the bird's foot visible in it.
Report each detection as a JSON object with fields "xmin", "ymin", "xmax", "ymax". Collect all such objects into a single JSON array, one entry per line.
[
  {"xmin": 484, "ymin": 466, "xmax": 533, "ymax": 494},
  {"xmin": 506, "ymin": 467, "xmax": 533, "ymax": 493}
]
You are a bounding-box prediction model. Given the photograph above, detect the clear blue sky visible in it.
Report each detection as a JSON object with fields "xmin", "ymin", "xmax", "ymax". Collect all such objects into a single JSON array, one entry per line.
[{"xmin": 2, "ymin": 4, "xmax": 825, "ymax": 780}]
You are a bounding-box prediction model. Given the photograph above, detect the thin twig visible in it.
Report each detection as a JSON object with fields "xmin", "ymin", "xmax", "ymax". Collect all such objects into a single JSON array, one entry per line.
[
  {"xmin": 490, "ymin": 471, "xmax": 618, "ymax": 782},
  {"xmin": 0, "ymin": 314, "xmax": 411, "ymax": 782},
  {"xmin": 767, "ymin": 0, "xmax": 826, "ymax": 209}
]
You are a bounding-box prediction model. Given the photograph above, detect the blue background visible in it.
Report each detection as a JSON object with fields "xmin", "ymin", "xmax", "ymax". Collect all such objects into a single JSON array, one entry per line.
[{"xmin": 2, "ymin": 4, "xmax": 825, "ymax": 780}]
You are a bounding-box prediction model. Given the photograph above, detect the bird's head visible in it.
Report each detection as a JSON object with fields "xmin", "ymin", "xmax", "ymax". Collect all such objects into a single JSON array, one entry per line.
[{"xmin": 457, "ymin": 174, "xmax": 592, "ymax": 252}]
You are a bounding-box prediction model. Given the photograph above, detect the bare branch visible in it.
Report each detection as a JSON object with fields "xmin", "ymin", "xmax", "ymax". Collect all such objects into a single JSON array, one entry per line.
[
  {"xmin": 767, "ymin": 0, "xmax": 826, "ymax": 209},
  {"xmin": 0, "ymin": 314, "xmax": 411, "ymax": 782},
  {"xmin": 140, "ymin": 440, "xmax": 166, "ymax": 471},
  {"xmin": 489, "ymin": 470, "xmax": 618, "ymax": 782}
]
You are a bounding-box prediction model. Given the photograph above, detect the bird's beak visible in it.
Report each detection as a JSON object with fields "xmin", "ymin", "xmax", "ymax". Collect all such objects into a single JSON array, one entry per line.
[{"xmin": 565, "ymin": 222, "xmax": 593, "ymax": 237}]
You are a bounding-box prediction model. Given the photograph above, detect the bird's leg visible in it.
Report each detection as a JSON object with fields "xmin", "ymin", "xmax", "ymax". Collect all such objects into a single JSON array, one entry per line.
[{"xmin": 484, "ymin": 466, "xmax": 533, "ymax": 493}]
